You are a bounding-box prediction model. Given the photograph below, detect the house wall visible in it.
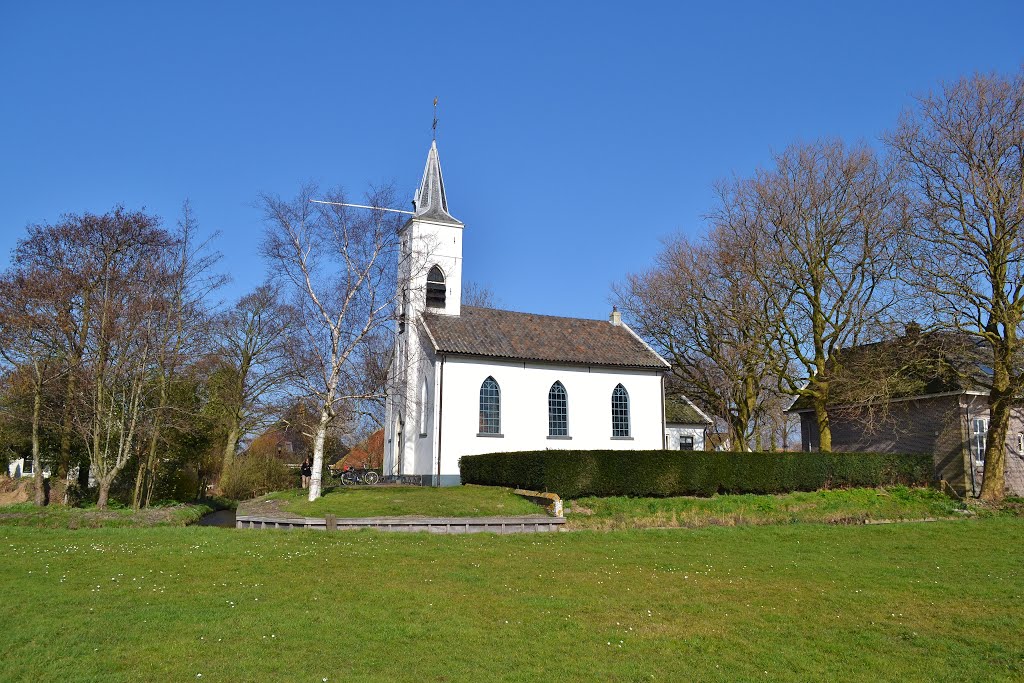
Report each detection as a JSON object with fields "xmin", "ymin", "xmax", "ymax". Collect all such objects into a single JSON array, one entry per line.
[
  {"xmin": 665, "ymin": 424, "xmax": 706, "ymax": 451},
  {"xmin": 429, "ymin": 356, "xmax": 665, "ymax": 484},
  {"xmin": 7, "ymin": 458, "xmax": 30, "ymax": 478},
  {"xmin": 796, "ymin": 394, "xmax": 1024, "ymax": 497}
]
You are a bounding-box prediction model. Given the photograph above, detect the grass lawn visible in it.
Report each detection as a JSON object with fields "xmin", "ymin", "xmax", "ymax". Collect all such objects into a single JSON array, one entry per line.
[
  {"xmin": 1, "ymin": 519, "xmax": 1022, "ymax": 682},
  {"xmin": 264, "ymin": 484, "xmax": 543, "ymax": 518},
  {"xmin": 0, "ymin": 502, "xmax": 213, "ymax": 528},
  {"xmin": 566, "ymin": 486, "xmax": 976, "ymax": 530}
]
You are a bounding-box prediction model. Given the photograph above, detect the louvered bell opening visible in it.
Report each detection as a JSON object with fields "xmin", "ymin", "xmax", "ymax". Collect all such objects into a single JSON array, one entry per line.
[{"xmin": 426, "ymin": 265, "xmax": 446, "ymax": 309}]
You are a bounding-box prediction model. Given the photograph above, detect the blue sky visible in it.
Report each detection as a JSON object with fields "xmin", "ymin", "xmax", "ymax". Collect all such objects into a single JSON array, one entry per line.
[{"xmin": 2, "ymin": 1, "xmax": 1022, "ymax": 320}]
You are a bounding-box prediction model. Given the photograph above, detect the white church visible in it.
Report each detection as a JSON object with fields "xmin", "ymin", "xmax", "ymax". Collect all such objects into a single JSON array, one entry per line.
[{"xmin": 383, "ymin": 141, "xmax": 709, "ymax": 485}]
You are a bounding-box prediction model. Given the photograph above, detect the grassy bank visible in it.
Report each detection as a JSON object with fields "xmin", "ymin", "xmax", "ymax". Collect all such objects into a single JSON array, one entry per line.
[
  {"xmin": 265, "ymin": 484, "xmax": 542, "ymax": 518},
  {"xmin": 0, "ymin": 519, "xmax": 1022, "ymax": 681},
  {"xmin": 565, "ymin": 486, "xmax": 973, "ymax": 530},
  {"xmin": 0, "ymin": 502, "xmax": 213, "ymax": 528}
]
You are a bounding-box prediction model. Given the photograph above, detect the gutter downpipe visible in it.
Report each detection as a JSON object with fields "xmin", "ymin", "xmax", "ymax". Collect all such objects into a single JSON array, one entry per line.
[
  {"xmin": 660, "ymin": 374, "xmax": 667, "ymax": 449},
  {"xmin": 436, "ymin": 354, "xmax": 445, "ymax": 487}
]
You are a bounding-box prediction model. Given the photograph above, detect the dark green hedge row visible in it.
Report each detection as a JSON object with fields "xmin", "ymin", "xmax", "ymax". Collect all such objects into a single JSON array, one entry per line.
[{"xmin": 458, "ymin": 450, "xmax": 934, "ymax": 498}]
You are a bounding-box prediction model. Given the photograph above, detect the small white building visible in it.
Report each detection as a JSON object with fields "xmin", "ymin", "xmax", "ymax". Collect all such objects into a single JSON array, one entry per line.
[
  {"xmin": 7, "ymin": 457, "xmax": 34, "ymax": 478},
  {"xmin": 664, "ymin": 397, "xmax": 713, "ymax": 451},
  {"xmin": 384, "ymin": 141, "xmax": 673, "ymax": 485}
]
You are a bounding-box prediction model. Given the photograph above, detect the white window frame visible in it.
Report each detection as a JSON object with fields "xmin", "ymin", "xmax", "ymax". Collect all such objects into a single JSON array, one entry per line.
[
  {"xmin": 478, "ymin": 376, "xmax": 501, "ymax": 436},
  {"xmin": 611, "ymin": 384, "xmax": 630, "ymax": 438},
  {"xmin": 548, "ymin": 381, "xmax": 569, "ymax": 438},
  {"xmin": 418, "ymin": 377, "xmax": 429, "ymax": 437},
  {"xmin": 971, "ymin": 417, "xmax": 987, "ymax": 466}
]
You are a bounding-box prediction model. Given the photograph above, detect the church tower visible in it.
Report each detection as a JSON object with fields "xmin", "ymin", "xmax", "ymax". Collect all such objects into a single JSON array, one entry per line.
[
  {"xmin": 386, "ymin": 140, "xmax": 464, "ymax": 482},
  {"xmin": 400, "ymin": 140, "xmax": 464, "ymax": 320}
]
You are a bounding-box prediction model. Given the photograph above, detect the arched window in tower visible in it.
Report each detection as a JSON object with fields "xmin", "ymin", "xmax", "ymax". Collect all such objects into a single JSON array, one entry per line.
[
  {"xmin": 419, "ymin": 377, "xmax": 429, "ymax": 436},
  {"xmin": 426, "ymin": 265, "xmax": 446, "ymax": 308},
  {"xmin": 548, "ymin": 381, "xmax": 568, "ymax": 437},
  {"xmin": 479, "ymin": 377, "xmax": 500, "ymax": 435},
  {"xmin": 611, "ymin": 384, "xmax": 630, "ymax": 437}
]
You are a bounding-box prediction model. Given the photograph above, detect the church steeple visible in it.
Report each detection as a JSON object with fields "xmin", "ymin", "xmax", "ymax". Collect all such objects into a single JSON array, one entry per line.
[{"xmin": 413, "ymin": 141, "xmax": 462, "ymax": 225}]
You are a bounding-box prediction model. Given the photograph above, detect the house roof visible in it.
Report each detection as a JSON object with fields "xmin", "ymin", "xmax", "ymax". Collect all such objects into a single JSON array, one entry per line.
[
  {"xmin": 421, "ymin": 305, "xmax": 669, "ymax": 369},
  {"xmin": 666, "ymin": 397, "xmax": 713, "ymax": 425},
  {"xmin": 787, "ymin": 330, "xmax": 991, "ymax": 413},
  {"xmin": 410, "ymin": 141, "xmax": 462, "ymax": 226},
  {"xmin": 332, "ymin": 429, "xmax": 384, "ymax": 471}
]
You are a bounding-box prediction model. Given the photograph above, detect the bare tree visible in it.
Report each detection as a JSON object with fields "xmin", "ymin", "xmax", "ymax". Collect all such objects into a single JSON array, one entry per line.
[
  {"xmin": 0, "ymin": 272, "xmax": 63, "ymax": 505},
  {"xmin": 214, "ymin": 281, "xmax": 292, "ymax": 480},
  {"xmin": 462, "ymin": 280, "xmax": 499, "ymax": 308},
  {"xmin": 261, "ymin": 184, "xmax": 405, "ymax": 501},
  {"xmin": 615, "ymin": 222, "xmax": 781, "ymax": 451},
  {"xmin": 131, "ymin": 203, "xmax": 223, "ymax": 509},
  {"xmin": 738, "ymin": 139, "xmax": 909, "ymax": 451},
  {"xmin": 60, "ymin": 208, "xmax": 176, "ymax": 508},
  {"xmin": 887, "ymin": 69, "xmax": 1024, "ymax": 500}
]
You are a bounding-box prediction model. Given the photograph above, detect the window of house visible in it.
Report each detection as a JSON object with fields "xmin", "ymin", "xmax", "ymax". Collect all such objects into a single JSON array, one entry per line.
[
  {"xmin": 426, "ymin": 265, "xmax": 446, "ymax": 308},
  {"xmin": 548, "ymin": 381, "xmax": 568, "ymax": 437},
  {"xmin": 679, "ymin": 435, "xmax": 694, "ymax": 451},
  {"xmin": 971, "ymin": 418, "xmax": 987, "ymax": 466},
  {"xmin": 611, "ymin": 384, "xmax": 630, "ymax": 437},
  {"xmin": 479, "ymin": 377, "xmax": 500, "ymax": 435}
]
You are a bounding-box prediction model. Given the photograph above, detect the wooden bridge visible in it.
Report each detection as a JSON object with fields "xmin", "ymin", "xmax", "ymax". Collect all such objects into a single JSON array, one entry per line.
[{"xmin": 235, "ymin": 513, "xmax": 565, "ymax": 534}]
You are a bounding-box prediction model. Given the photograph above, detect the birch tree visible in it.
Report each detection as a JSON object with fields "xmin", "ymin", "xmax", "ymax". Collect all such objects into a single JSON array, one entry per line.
[
  {"xmin": 887, "ymin": 69, "xmax": 1024, "ymax": 500},
  {"xmin": 261, "ymin": 184, "xmax": 405, "ymax": 501}
]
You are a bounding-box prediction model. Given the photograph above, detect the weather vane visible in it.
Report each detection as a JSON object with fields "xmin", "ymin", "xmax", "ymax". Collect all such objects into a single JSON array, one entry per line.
[{"xmin": 432, "ymin": 96, "xmax": 438, "ymax": 140}]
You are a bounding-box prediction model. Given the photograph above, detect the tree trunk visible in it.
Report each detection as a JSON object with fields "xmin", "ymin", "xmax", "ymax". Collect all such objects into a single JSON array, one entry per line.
[
  {"xmin": 32, "ymin": 384, "xmax": 44, "ymax": 506},
  {"xmin": 307, "ymin": 408, "xmax": 331, "ymax": 502},
  {"xmin": 221, "ymin": 416, "xmax": 240, "ymax": 482},
  {"xmin": 980, "ymin": 377, "xmax": 1011, "ymax": 502},
  {"xmin": 96, "ymin": 477, "xmax": 111, "ymax": 510},
  {"xmin": 812, "ymin": 395, "xmax": 832, "ymax": 452},
  {"xmin": 132, "ymin": 457, "xmax": 145, "ymax": 510},
  {"xmin": 57, "ymin": 370, "xmax": 77, "ymax": 480}
]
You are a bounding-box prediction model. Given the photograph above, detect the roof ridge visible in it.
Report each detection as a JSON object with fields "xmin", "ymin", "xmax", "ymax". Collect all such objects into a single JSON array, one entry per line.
[{"xmin": 456, "ymin": 304, "xmax": 612, "ymax": 325}]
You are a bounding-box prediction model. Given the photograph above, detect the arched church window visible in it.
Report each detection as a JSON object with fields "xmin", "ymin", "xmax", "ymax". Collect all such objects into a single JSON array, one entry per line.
[
  {"xmin": 612, "ymin": 384, "xmax": 630, "ymax": 437},
  {"xmin": 479, "ymin": 377, "xmax": 500, "ymax": 434},
  {"xmin": 548, "ymin": 381, "xmax": 568, "ymax": 437},
  {"xmin": 426, "ymin": 265, "xmax": 446, "ymax": 308},
  {"xmin": 419, "ymin": 377, "xmax": 429, "ymax": 436}
]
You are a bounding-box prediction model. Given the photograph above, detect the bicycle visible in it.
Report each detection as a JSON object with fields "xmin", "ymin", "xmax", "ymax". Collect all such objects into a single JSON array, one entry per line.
[{"xmin": 339, "ymin": 465, "xmax": 380, "ymax": 486}]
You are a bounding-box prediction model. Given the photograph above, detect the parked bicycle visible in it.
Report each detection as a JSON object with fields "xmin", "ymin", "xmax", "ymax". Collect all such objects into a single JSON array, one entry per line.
[{"xmin": 339, "ymin": 464, "xmax": 380, "ymax": 486}]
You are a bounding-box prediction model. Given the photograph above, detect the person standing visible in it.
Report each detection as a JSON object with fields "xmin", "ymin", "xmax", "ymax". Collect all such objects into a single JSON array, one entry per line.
[{"xmin": 300, "ymin": 456, "xmax": 312, "ymax": 489}]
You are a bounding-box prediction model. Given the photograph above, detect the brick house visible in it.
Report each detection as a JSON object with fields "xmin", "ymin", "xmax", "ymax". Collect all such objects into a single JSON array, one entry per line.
[{"xmin": 788, "ymin": 332, "xmax": 1024, "ymax": 497}]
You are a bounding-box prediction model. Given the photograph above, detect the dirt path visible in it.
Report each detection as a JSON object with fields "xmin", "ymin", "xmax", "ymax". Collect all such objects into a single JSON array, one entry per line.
[{"xmin": 236, "ymin": 497, "xmax": 304, "ymax": 519}]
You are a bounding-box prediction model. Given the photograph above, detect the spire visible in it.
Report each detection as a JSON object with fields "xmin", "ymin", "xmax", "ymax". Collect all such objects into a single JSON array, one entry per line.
[{"xmin": 412, "ymin": 141, "xmax": 462, "ymax": 225}]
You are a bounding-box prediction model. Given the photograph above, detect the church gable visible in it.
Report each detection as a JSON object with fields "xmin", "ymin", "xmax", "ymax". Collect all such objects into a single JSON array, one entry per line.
[{"xmin": 421, "ymin": 305, "xmax": 668, "ymax": 369}]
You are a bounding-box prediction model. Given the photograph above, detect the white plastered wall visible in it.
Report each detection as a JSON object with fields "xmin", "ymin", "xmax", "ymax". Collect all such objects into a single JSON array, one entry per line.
[
  {"xmin": 383, "ymin": 216, "xmax": 462, "ymax": 480},
  {"xmin": 431, "ymin": 356, "xmax": 665, "ymax": 481},
  {"xmin": 665, "ymin": 425, "xmax": 706, "ymax": 451}
]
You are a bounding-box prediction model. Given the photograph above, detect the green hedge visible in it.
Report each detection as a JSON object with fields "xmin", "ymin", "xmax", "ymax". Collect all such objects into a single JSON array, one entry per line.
[{"xmin": 458, "ymin": 450, "xmax": 934, "ymax": 498}]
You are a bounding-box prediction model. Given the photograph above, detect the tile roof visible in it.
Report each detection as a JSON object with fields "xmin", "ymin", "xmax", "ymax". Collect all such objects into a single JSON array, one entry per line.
[
  {"xmin": 422, "ymin": 306, "xmax": 668, "ymax": 369},
  {"xmin": 787, "ymin": 330, "xmax": 991, "ymax": 412},
  {"xmin": 666, "ymin": 398, "xmax": 713, "ymax": 425}
]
